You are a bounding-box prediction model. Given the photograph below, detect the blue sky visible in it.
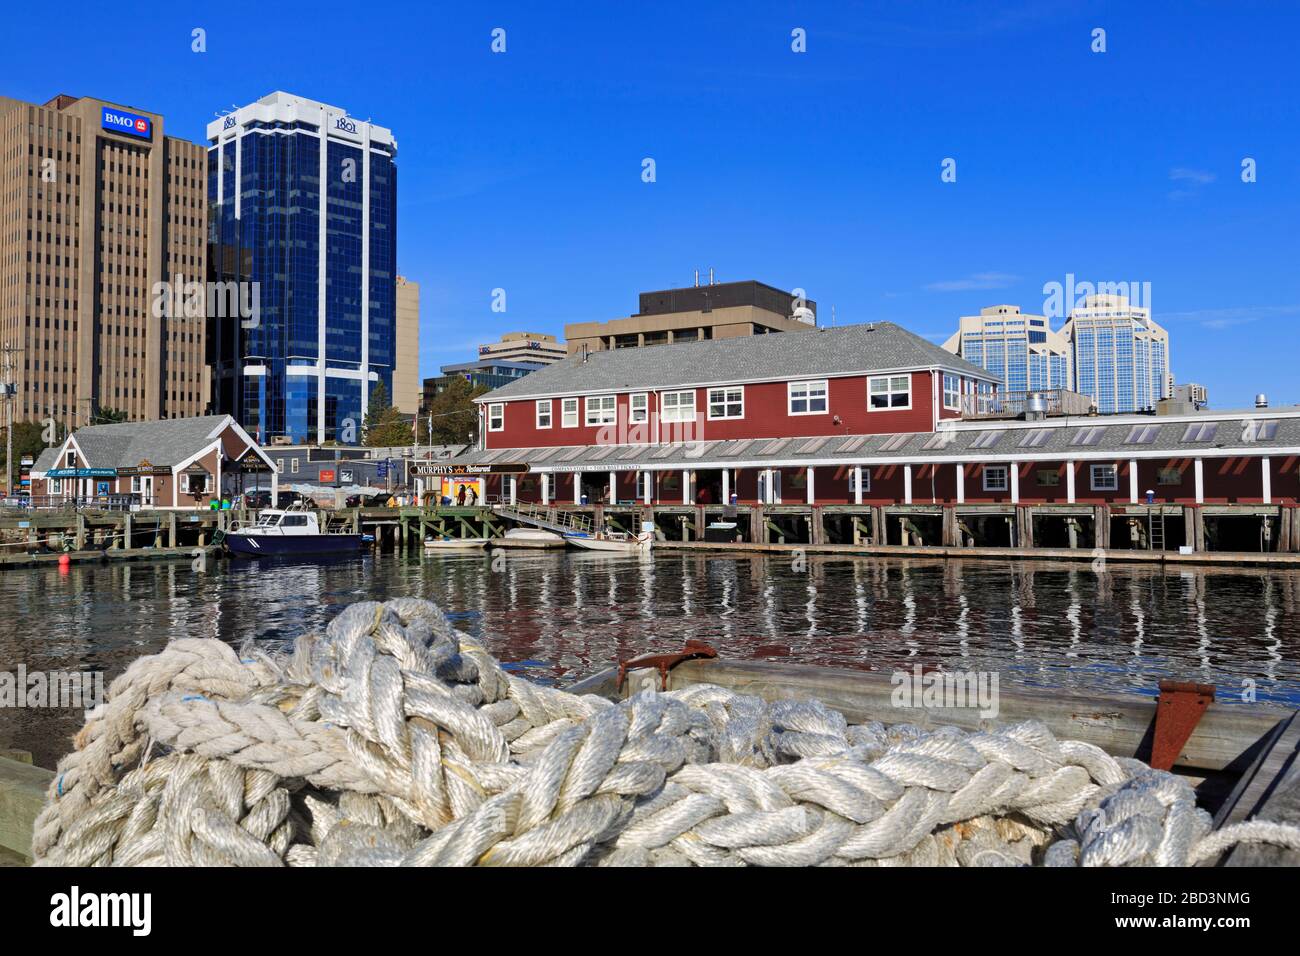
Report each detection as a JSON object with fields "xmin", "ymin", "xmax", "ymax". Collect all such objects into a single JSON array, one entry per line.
[{"xmin": 7, "ymin": 1, "xmax": 1298, "ymax": 408}]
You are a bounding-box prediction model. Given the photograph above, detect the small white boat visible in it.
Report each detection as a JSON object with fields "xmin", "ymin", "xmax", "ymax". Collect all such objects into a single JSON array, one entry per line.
[
  {"xmin": 490, "ymin": 528, "xmax": 566, "ymax": 550},
  {"xmin": 423, "ymin": 536, "xmax": 489, "ymax": 551},
  {"xmin": 565, "ymin": 530, "xmax": 654, "ymax": 554}
]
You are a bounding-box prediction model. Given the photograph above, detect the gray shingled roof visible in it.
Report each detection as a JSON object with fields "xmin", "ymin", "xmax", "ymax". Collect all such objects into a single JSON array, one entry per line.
[
  {"xmin": 477, "ymin": 322, "xmax": 991, "ymax": 401},
  {"xmin": 449, "ymin": 413, "xmax": 1300, "ymax": 472},
  {"xmin": 41, "ymin": 415, "xmax": 235, "ymax": 471}
]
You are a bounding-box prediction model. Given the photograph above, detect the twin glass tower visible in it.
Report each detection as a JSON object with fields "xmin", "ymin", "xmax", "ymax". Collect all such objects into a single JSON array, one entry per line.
[{"xmin": 206, "ymin": 92, "xmax": 397, "ymax": 445}]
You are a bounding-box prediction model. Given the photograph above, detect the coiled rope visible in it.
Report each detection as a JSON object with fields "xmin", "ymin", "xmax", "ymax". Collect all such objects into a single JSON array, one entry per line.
[{"xmin": 32, "ymin": 598, "xmax": 1300, "ymax": 866}]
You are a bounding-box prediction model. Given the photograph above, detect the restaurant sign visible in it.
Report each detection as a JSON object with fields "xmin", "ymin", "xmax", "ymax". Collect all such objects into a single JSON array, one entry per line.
[
  {"xmin": 117, "ymin": 460, "xmax": 172, "ymax": 477},
  {"xmin": 413, "ymin": 462, "xmax": 529, "ymax": 477}
]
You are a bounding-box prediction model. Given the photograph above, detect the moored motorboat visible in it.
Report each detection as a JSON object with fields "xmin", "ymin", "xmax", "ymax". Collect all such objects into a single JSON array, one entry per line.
[
  {"xmin": 423, "ymin": 536, "xmax": 489, "ymax": 551},
  {"xmin": 565, "ymin": 530, "xmax": 654, "ymax": 553},
  {"xmin": 490, "ymin": 528, "xmax": 566, "ymax": 549},
  {"xmin": 221, "ymin": 505, "xmax": 363, "ymax": 557}
]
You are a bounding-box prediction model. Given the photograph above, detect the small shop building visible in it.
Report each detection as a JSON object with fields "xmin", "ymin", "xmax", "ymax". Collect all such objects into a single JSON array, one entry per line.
[{"xmin": 29, "ymin": 415, "xmax": 278, "ymax": 509}]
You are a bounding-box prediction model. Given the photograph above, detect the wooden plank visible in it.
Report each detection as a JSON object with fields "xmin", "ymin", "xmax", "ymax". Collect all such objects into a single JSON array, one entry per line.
[
  {"xmin": 663, "ymin": 659, "xmax": 1286, "ymax": 772},
  {"xmin": 0, "ymin": 755, "xmax": 55, "ymax": 861},
  {"xmin": 1219, "ymin": 713, "xmax": 1300, "ymax": 866}
]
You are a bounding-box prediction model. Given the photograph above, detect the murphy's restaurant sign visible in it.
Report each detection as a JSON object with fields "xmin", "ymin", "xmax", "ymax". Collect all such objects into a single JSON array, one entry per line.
[{"xmin": 413, "ymin": 462, "xmax": 529, "ymax": 477}]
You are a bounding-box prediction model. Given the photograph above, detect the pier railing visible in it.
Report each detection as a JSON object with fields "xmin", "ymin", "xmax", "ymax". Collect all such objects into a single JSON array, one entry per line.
[{"xmin": 494, "ymin": 501, "xmax": 594, "ymax": 535}]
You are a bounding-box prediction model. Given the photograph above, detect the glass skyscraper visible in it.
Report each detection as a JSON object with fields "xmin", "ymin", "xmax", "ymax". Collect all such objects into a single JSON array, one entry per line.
[
  {"xmin": 1062, "ymin": 295, "xmax": 1170, "ymax": 414},
  {"xmin": 943, "ymin": 305, "xmax": 1071, "ymax": 396},
  {"xmin": 206, "ymin": 92, "xmax": 397, "ymax": 444}
]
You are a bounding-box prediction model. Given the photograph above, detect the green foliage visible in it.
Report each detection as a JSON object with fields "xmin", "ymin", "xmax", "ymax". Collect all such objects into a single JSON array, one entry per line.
[
  {"xmin": 1, "ymin": 421, "xmax": 57, "ymax": 489},
  {"xmin": 421, "ymin": 377, "xmax": 489, "ymax": 446},
  {"xmin": 363, "ymin": 381, "xmax": 414, "ymax": 447},
  {"xmin": 91, "ymin": 406, "xmax": 129, "ymax": 424}
]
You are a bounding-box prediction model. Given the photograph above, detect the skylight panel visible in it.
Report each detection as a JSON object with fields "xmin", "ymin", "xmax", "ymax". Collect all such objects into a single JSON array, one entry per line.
[
  {"xmin": 1071, "ymin": 426, "xmax": 1108, "ymax": 446},
  {"xmin": 971, "ymin": 430, "xmax": 1005, "ymax": 449},
  {"xmin": 1124, "ymin": 424, "xmax": 1160, "ymax": 445},
  {"xmin": 1018, "ymin": 429, "xmax": 1051, "ymax": 448},
  {"xmin": 1181, "ymin": 422, "xmax": 1217, "ymax": 442}
]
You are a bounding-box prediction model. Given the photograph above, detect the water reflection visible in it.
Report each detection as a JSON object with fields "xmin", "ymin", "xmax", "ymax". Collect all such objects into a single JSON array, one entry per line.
[{"xmin": 2, "ymin": 551, "xmax": 1299, "ymax": 767}]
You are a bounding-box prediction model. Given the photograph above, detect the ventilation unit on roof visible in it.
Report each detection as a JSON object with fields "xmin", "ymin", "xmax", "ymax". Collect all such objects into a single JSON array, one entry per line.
[{"xmin": 1256, "ymin": 393, "xmax": 1269, "ymax": 409}]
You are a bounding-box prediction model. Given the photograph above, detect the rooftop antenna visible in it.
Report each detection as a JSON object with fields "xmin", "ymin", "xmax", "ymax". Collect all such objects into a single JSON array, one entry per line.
[
  {"xmin": 832, "ymin": 305, "xmax": 836, "ymax": 327},
  {"xmin": 708, "ymin": 267, "xmax": 715, "ymax": 286},
  {"xmin": 694, "ymin": 269, "xmax": 699, "ymax": 288}
]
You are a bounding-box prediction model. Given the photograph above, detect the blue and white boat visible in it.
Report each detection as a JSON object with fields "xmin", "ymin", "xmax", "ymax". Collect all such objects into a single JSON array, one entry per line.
[{"xmin": 222, "ymin": 504, "xmax": 364, "ymax": 557}]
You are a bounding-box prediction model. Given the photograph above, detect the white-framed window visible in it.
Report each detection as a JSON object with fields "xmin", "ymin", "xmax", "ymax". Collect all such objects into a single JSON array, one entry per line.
[
  {"xmin": 869, "ymin": 375, "xmax": 911, "ymax": 410},
  {"xmin": 50, "ymin": 478, "xmax": 63, "ymax": 494},
  {"xmin": 535, "ymin": 400, "xmax": 552, "ymax": 429},
  {"xmin": 707, "ymin": 386, "xmax": 744, "ymax": 420},
  {"xmin": 661, "ymin": 390, "xmax": 696, "ymax": 423},
  {"xmin": 629, "ymin": 393, "xmax": 649, "ymax": 424},
  {"xmin": 291, "ymin": 458, "xmax": 300, "ymax": 474},
  {"xmin": 585, "ymin": 395, "xmax": 616, "ymax": 425},
  {"xmin": 788, "ymin": 379, "xmax": 828, "ymax": 415},
  {"xmin": 488, "ymin": 403, "xmax": 505, "ymax": 432},
  {"xmin": 943, "ymin": 373, "xmax": 960, "ymax": 411},
  {"xmin": 1090, "ymin": 463, "xmax": 1119, "ymax": 491},
  {"xmin": 561, "ymin": 397, "xmax": 579, "ymax": 428},
  {"xmin": 276, "ymin": 458, "xmax": 285, "ymax": 472},
  {"xmin": 848, "ymin": 468, "xmax": 871, "ymax": 494},
  {"xmin": 983, "ymin": 465, "xmax": 1009, "ymax": 492},
  {"xmin": 131, "ymin": 476, "xmax": 142, "ymax": 493},
  {"xmin": 65, "ymin": 450, "xmax": 76, "ymax": 468}
]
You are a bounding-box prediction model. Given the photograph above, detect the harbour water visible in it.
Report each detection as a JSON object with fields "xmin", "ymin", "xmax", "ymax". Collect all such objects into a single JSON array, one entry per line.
[{"xmin": 2, "ymin": 550, "xmax": 1298, "ymax": 768}]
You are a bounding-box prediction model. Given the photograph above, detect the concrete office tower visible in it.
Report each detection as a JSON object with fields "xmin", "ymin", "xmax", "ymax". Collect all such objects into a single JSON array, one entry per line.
[
  {"xmin": 565, "ymin": 279, "xmax": 816, "ymax": 354},
  {"xmin": 942, "ymin": 305, "xmax": 1070, "ymax": 395},
  {"xmin": 478, "ymin": 332, "xmax": 567, "ymax": 365},
  {"xmin": 1062, "ymin": 294, "xmax": 1171, "ymax": 414},
  {"xmin": 206, "ymin": 92, "xmax": 397, "ymax": 444},
  {"xmin": 0, "ymin": 94, "xmax": 208, "ymax": 426},
  {"xmin": 393, "ymin": 276, "xmax": 420, "ymax": 415}
]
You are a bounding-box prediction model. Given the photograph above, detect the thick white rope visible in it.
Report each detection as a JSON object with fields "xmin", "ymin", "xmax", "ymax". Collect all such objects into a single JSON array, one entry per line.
[{"xmin": 30, "ymin": 598, "xmax": 1300, "ymax": 867}]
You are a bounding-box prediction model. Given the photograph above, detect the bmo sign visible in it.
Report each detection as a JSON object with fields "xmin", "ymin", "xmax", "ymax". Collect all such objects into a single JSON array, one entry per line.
[{"xmin": 101, "ymin": 106, "xmax": 152, "ymax": 140}]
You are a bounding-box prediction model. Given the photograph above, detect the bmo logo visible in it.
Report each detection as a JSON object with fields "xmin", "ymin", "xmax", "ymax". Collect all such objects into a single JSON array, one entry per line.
[
  {"xmin": 101, "ymin": 106, "xmax": 152, "ymax": 140},
  {"xmin": 334, "ymin": 117, "xmax": 358, "ymax": 135}
]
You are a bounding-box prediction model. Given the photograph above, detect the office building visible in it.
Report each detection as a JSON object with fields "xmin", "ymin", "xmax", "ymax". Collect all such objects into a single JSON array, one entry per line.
[
  {"xmin": 942, "ymin": 305, "xmax": 1071, "ymax": 396},
  {"xmin": 1062, "ymin": 294, "xmax": 1170, "ymax": 414},
  {"xmin": 478, "ymin": 331, "xmax": 566, "ymax": 365},
  {"xmin": 0, "ymin": 93, "xmax": 208, "ymax": 425},
  {"xmin": 564, "ymin": 279, "xmax": 816, "ymax": 354},
  {"xmin": 206, "ymin": 92, "xmax": 397, "ymax": 444},
  {"xmin": 393, "ymin": 276, "xmax": 420, "ymax": 414}
]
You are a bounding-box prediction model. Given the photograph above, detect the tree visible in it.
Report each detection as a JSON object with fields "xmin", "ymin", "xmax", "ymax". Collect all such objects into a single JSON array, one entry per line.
[
  {"xmin": 1, "ymin": 421, "xmax": 57, "ymax": 492},
  {"xmin": 91, "ymin": 406, "xmax": 129, "ymax": 425},
  {"xmin": 422, "ymin": 376, "xmax": 489, "ymax": 446},
  {"xmin": 363, "ymin": 381, "xmax": 414, "ymax": 447}
]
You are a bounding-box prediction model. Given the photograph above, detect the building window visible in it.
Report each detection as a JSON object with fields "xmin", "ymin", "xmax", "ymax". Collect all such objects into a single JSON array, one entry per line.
[
  {"xmin": 50, "ymin": 478, "xmax": 63, "ymax": 495},
  {"xmin": 562, "ymin": 398, "xmax": 578, "ymax": 428},
  {"xmin": 65, "ymin": 450, "xmax": 76, "ymax": 468},
  {"xmin": 943, "ymin": 374, "xmax": 960, "ymax": 411},
  {"xmin": 291, "ymin": 458, "xmax": 299, "ymax": 474},
  {"xmin": 708, "ymin": 387, "xmax": 744, "ymax": 420},
  {"xmin": 868, "ymin": 375, "xmax": 910, "ymax": 410},
  {"xmin": 585, "ymin": 395, "xmax": 616, "ymax": 426},
  {"xmin": 789, "ymin": 380, "xmax": 829, "ymax": 415},
  {"xmin": 1090, "ymin": 464, "xmax": 1118, "ymax": 491},
  {"xmin": 488, "ymin": 403, "xmax": 505, "ymax": 432},
  {"xmin": 848, "ymin": 468, "xmax": 871, "ymax": 494},
  {"xmin": 1036, "ymin": 469, "xmax": 1060, "ymax": 487},
  {"xmin": 661, "ymin": 390, "xmax": 696, "ymax": 423},
  {"xmin": 629, "ymin": 393, "xmax": 648, "ymax": 424},
  {"xmin": 1157, "ymin": 467, "xmax": 1183, "ymax": 485},
  {"xmin": 983, "ymin": 465, "xmax": 1008, "ymax": 492},
  {"xmin": 536, "ymin": 400, "xmax": 552, "ymax": 429}
]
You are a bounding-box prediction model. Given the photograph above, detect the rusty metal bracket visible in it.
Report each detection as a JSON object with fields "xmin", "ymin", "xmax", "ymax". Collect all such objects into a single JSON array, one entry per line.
[
  {"xmin": 1151, "ymin": 680, "xmax": 1215, "ymax": 771},
  {"xmin": 617, "ymin": 640, "xmax": 718, "ymax": 692}
]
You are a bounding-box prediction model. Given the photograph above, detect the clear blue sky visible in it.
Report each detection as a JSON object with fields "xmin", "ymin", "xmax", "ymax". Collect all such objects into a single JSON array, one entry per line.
[{"xmin": 7, "ymin": 1, "xmax": 1298, "ymax": 408}]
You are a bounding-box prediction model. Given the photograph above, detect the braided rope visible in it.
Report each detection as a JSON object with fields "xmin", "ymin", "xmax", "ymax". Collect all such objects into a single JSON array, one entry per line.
[{"xmin": 31, "ymin": 598, "xmax": 1300, "ymax": 867}]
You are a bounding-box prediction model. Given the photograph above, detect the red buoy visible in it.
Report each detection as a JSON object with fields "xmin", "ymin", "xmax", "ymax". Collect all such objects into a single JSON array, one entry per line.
[{"xmin": 58, "ymin": 553, "xmax": 71, "ymax": 570}]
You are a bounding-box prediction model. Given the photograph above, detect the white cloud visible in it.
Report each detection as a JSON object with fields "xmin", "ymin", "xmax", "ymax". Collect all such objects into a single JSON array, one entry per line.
[{"xmin": 924, "ymin": 272, "xmax": 1020, "ymax": 292}]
